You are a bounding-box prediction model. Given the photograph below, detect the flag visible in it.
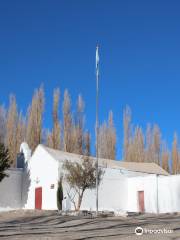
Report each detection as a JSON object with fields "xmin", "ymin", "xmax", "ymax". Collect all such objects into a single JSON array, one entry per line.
[{"xmin": 96, "ymin": 45, "xmax": 99, "ymax": 76}]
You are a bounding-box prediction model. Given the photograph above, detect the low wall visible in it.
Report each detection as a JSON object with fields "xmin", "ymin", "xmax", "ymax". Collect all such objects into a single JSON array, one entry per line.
[
  {"xmin": 0, "ymin": 169, "xmax": 23, "ymax": 211},
  {"xmin": 158, "ymin": 175, "xmax": 180, "ymax": 213},
  {"xmin": 127, "ymin": 174, "xmax": 180, "ymax": 214}
]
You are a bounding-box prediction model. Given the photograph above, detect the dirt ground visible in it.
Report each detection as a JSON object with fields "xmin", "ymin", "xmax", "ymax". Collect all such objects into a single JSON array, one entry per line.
[{"xmin": 0, "ymin": 210, "xmax": 180, "ymax": 240}]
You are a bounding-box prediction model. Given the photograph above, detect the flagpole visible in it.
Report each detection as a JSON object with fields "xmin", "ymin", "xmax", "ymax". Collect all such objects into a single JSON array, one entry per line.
[{"xmin": 96, "ymin": 45, "xmax": 99, "ymax": 216}]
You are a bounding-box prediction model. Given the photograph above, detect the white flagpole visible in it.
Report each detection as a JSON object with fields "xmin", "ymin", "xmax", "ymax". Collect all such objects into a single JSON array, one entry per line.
[{"xmin": 96, "ymin": 45, "xmax": 99, "ymax": 216}]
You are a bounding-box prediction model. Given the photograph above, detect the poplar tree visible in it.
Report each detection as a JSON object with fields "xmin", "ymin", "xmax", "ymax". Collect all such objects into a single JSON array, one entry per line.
[
  {"xmin": 98, "ymin": 111, "xmax": 116, "ymax": 160},
  {"xmin": 98, "ymin": 122, "xmax": 108, "ymax": 159},
  {"xmin": 74, "ymin": 95, "xmax": 85, "ymax": 155},
  {"xmin": 108, "ymin": 111, "xmax": 116, "ymax": 159},
  {"xmin": 5, "ymin": 95, "xmax": 18, "ymax": 167},
  {"xmin": 145, "ymin": 124, "xmax": 153, "ymax": 163},
  {"xmin": 83, "ymin": 131, "xmax": 91, "ymax": 156},
  {"xmin": 46, "ymin": 129, "xmax": 53, "ymax": 148},
  {"xmin": 16, "ymin": 113, "xmax": 26, "ymax": 153},
  {"xmin": 172, "ymin": 133, "xmax": 179, "ymax": 174},
  {"xmin": 161, "ymin": 141, "xmax": 169, "ymax": 173},
  {"xmin": 63, "ymin": 90, "xmax": 74, "ymax": 152},
  {"xmin": 123, "ymin": 106, "xmax": 131, "ymax": 161},
  {"xmin": 133, "ymin": 126, "xmax": 145, "ymax": 162},
  {"xmin": 0, "ymin": 105, "xmax": 6, "ymax": 144},
  {"xmin": 51, "ymin": 88, "xmax": 61, "ymax": 149},
  {"xmin": 152, "ymin": 125, "xmax": 161, "ymax": 165},
  {"xmin": 26, "ymin": 86, "xmax": 44, "ymax": 152}
]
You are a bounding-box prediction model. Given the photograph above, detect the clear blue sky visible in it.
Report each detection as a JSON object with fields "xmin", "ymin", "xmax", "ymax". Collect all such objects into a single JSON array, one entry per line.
[{"xmin": 0, "ymin": 0, "xmax": 180, "ymax": 159}]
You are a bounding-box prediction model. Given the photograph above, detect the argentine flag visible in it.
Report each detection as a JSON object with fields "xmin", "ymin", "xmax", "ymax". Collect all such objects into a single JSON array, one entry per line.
[{"xmin": 96, "ymin": 45, "xmax": 99, "ymax": 76}]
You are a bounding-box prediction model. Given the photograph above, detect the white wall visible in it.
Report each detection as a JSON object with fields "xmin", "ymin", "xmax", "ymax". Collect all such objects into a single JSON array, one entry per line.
[
  {"xmin": 67, "ymin": 170, "xmax": 158, "ymax": 214},
  {"xmin": 158, "ymin": 175, "xmax": 180, "ymax": 213},
  {"xmin": 127, "ymin": 175, "xmax": 180, "ymax": 213},
  {"xmin": 99, "ymin": 169, "xmax": 128, "ymax": 212},
  {"xmin": 127, "ymin": 174, "xmax": 180, "ymax": 214},
  {"xmin": 64, "ymin": 168, "xmax": 128, "ymax": 212},
  {"xmin": 0, "ymin": 169, "xmax": 23, "ymax": 211},
  {"xmin": 127, "ymin": 175, "xmax": 158, "ymax": 213}
]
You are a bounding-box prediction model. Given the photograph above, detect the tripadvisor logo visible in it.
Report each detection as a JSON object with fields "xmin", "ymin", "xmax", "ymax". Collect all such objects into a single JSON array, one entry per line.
[
  {"xmin": 135, "ymin": 227, "xmax": 173, "ymax": 235},
  {"xmin": 135, "ymin": 227, "xmax": 143, "ymax": 236}
]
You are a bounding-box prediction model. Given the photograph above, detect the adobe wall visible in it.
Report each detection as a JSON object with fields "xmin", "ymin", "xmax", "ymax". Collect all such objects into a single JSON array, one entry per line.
[{"xmin": 0, "ymin": 169, "xmax": 23, "ymax": 211}]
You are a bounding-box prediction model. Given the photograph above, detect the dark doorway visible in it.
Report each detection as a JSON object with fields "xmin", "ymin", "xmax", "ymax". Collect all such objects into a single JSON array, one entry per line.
[
  {"xmin": 138, "ymin": 191, "xmax": 144, "ymax": 213},
  {"xmin": 35, "ymin": 187, "xmax": 42, "ymax": 210}
]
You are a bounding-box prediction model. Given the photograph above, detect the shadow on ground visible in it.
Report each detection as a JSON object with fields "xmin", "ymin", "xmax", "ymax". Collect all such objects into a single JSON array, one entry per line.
[{"xmin": 0, "ymin": 211, "xmax": 180, "ymax": 240}]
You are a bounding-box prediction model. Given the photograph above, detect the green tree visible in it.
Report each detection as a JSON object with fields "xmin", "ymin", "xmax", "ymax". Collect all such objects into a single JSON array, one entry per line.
[
  {"xmin": 63, "ymin": 157, "xmax": 103, "ymax": 211},
  {"xmin": 57, "ymin": 177, "xmax": 63, "ymax": 211},
  {"xmin": 0, "ymin": 143, "xmax": 10, "ymax": 182}
]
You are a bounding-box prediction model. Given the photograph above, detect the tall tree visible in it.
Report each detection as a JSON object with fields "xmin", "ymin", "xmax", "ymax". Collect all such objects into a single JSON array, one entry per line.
[
  {"xmin": 83, "ymin": 131, "xmax": 91, "ymax": 156},
  {"xmin": 123, "ymin": 106, "xmax": 132, "ymax": 161},
  {"xmin": 161, "ymin": 141, "xmax": 170, "ymax": 173},
  {"xmin": 152, "ymin": 125, "xmax": 161, "ymax": 165},
  {"xmin": 16, "ymin": 113, "xmax": 26, "ymax": 153},
  {"xmin": 98, "ymin": 111, "xmax": 116, "ymax": 160},
  {"xmin": 125, "ymin": 126, "xmax": 145, "ymax": 162},
  {"xmin": 133, "ymin": 126, "xmax": 145, "ymax": 162},
  {"xmin": 63, "ymin": 90, "xmax": 74, "ymax": 152},
  {"xmin": 107, "ymin": 111, "xmax": 116, "ymax": 159},
  {"xmin": 26, "ymin": 86, "xmax": 45, "ymax": 152},
  {"xmin": 0, "ymin": 105, "xmax": 6, "ymax": 144},
  {"xmin": 74, "ymin": 95, "xmax": 85, "ymax": 155},
  {"xmin": 123, "ymin": 121, "xmax": 163, "ymax": 164},
  {"xmin": 46, "ymin": 129, "xmax": 53, "ymax": 148},
  {"xmin": 145, "ymin": 124, "xmax": 153, "ymax": 163},
  {"xmin": 5, "ymin": 95, "xmax": 18, "ymax": 167},
  {"xmin": 98, "ymin": 122, "xmax": 107, "ymax": 159},
  {"xmin": 51, "ymin": 88, "xmax": 61, "ymax": 149},
  {"xmin": 172, "ymin": 133, "xmax": 179, "ymax": 174}
]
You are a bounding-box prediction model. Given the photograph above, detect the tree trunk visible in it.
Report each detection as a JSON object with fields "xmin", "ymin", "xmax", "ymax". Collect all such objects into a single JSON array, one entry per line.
[{"xmin": 77, "ymin": 190, "xmax": 85, "ymax": 211}]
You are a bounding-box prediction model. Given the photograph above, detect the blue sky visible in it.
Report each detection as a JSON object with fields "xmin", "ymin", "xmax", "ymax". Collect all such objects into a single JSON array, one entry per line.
[{"xmin": 0, "ymin": 0, "xmax": 180, "ymax": 159}]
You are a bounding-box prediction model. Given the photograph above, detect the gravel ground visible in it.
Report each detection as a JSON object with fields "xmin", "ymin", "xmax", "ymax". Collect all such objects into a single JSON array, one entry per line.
[{"xmin": 0, "ymin": 210, "xmax": 180, "ymax": 240}]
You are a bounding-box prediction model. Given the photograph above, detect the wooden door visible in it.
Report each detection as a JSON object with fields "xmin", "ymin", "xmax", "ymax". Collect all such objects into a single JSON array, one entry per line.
[
  {"xmin": 138, "ymin": 191, "xmax": 144, "ymax": 213},
  {"xmin": 35, "ymin": 187, "xmax": 42, "ymax": 210}
]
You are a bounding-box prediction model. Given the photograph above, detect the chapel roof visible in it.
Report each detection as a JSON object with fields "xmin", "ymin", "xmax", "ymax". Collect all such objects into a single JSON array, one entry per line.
[{"xmin": 40, "ymin": 144, "xmax": 169, "ymax": 176}]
